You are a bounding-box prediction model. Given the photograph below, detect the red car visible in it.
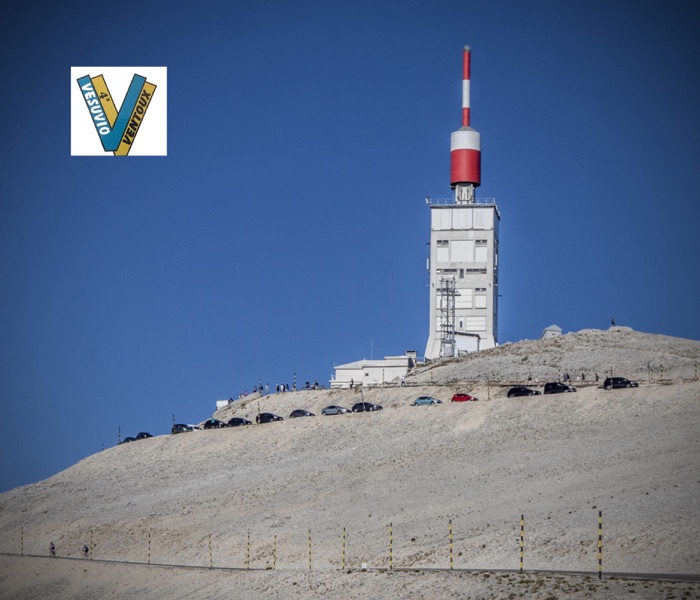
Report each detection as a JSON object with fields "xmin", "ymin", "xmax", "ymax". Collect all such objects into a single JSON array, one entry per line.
[{"xmin": 451, "ymin": 393, "xmax": 478, "ymax": 402}]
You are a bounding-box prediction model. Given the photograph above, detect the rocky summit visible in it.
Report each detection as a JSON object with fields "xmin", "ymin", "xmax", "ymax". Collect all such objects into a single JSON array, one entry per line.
[{"xmin": 1, "ymin": 327, "xmax": 698, "ymax": 599}]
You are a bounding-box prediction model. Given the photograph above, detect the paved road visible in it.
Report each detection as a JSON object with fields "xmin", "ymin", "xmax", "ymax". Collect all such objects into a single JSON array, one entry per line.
[
  {"xmin": 3, "ymin": 553, "xmax": 699, "ymax": 583},
  {"xmin": 391, "ymin": 565, "xmax": 700, "ymax": 583}
]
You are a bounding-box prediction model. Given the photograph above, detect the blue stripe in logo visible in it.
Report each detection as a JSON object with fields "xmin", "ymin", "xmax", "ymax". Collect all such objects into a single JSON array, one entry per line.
[{"xmin": 77, "ymin": 74, "xmax": 146, "ymax": 152}]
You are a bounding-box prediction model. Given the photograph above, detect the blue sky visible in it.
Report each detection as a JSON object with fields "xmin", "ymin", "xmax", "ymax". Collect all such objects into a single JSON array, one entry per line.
[{"xmin": 1, "ymin": 0, "xmax": 699, "ymax": 492}]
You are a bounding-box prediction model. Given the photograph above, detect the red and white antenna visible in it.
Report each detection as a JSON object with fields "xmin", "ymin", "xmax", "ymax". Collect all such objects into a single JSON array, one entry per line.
[
  {"xmin": 462, "ymin": 45, "xmax": 471, "ymax": 127},
  {"xmin": 450, "ymin": 46, "xmax": 481, "ymax": 200}
]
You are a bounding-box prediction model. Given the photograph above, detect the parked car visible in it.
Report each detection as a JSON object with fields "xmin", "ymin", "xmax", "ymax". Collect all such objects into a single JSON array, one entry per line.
[
  {"xmin": 507, "ymin": 386, "xmax": 541, "ymax": 398},
  {"xmin": 603, "ymin": 377, "xmax": 639, "ymax": 390},
  {"xmin": 321, "ymin": 405, "xmax": 350, "ymax": 415},
  {"xmin": 203, "ymin": 418, "xmax": 227, "ymax": 429},
  {"xmin": 256, "ymin": 412, "xmax": 283, "ymax": 424},
  {"xmin": 451, "ymin": 393, "xmax": 478, "ymax": 402},
  {"xmin": 227, "ymin": 417, "xmax": 252, "ymax": 427},
  {"xmin": 543, "ymin": 382, "xmax": 577, "ymax": 394},
  {"xmin": 119, "ymin": 436, "xmax": 136, "ymax": 444},
  {"xmin": 412, "ymin": 396, "xmax": 442, "ymax": 406},
  {"xmin": 352, "ymin": 402, "xmax": 383, "ymax": 412},
  {"xmin": 289, "ymin": 409, "xmax": 315, "ymax": 418},
  {"xmin": 135, "ymin": 432, "xmax": 153, "ymax": 440},
  {"xmin": 171, "ymin": 424, "xmax": 195, "ymax": 434}
]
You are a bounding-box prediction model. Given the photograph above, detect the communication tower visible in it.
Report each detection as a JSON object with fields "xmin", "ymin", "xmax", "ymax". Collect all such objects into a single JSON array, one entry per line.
[{"xmin": 425, "ymin": 47, "xmax": 500, "ymax": 359}]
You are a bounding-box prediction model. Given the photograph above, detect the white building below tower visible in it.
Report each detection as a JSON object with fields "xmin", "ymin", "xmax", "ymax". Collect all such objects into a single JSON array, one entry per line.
[{"xmin": 424, "ymin": 197, "xmax": 499, "ymax": 359}]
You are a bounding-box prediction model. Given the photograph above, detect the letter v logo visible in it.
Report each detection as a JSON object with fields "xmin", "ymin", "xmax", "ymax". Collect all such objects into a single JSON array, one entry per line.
[{"xmin": 71, "ymin": 67, "xmax": 167, "ymax": 156}]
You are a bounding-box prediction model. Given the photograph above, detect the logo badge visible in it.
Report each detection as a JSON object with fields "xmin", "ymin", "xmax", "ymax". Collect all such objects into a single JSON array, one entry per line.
[{"xmin": 71, "ymin": 67, "xmax": 167, "ymax": 156}]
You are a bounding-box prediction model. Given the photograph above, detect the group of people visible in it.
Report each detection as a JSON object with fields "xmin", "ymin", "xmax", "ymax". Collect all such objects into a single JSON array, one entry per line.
[
  {"xmin": 273, "ymin": 380, "xmax": 321, "ymax": 392},
  {"xmin": 527, "ymin": 372, "xmax": 600, "ymax": 384},
  {"xmin": 231, "ymin": 379, "xmax": 323, "ymax": 399},
  {"xmin": 233, "ymin": 382, "xmax": 269, "ymax": 399},
  {"xmin": 559, "ymin": 372, "xmax": 599, "ymax": 383},
  {"xmin": 49, "ymin": 542, "xmax": 90, "ymax": 558}
]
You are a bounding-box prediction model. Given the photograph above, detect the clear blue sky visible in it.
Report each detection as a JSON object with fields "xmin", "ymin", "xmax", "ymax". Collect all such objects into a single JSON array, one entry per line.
[{"xmin": 1, "ymin": 0, "xmax": 699, "ymax": 492}]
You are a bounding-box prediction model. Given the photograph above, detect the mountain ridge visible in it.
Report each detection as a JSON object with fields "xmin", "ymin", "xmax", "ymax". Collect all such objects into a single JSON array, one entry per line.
[{"xmin": 1, "ymin": 327, "xmax": 698, "ymax": 599}]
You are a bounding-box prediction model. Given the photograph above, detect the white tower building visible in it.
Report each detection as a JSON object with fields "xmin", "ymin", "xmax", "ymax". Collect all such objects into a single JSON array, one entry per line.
[{"xmin": 424, "ymin": 47, "xmax": 500, "ymax": 359}]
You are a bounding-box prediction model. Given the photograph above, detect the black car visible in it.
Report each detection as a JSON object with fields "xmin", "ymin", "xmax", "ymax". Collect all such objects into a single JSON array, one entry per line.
[
  {"xmin": 227, "ymin": 417, "xmax": 252, "ymax": 427},
  {"xmin": 289, "ymin": 409, "xmax": 315, "ymax": 418},
  {"xmin": 203, "ymin": 418, "xmax": 227, "ymax": 429},
  {"xmin": 352, "ymin": 402, "xmax": 383, "ymax": 412},
  {"xmin": 603, "ymin": 377, "xmax": 639, "ymax": 390},
  {"xmin": 507, "ymin": 386, "xmax": 541, "ymax": 398},
  {"xmin": 119, "ymin": 436, "xmax": 136, "ymax": 444},
  {"xmin": 135, "ymin": 432, "xmax": 153, "ymax": 440},
  {"xmin": 543, "ymin": 382, "xmax": 577, "ymax": 394},
  {"xmin": 172, "ymin": 423, "xmax": 197, "ymax": 434},
  {"xmin": 256, "ymin": 412, "xmax": 283, "ymax": 424}
]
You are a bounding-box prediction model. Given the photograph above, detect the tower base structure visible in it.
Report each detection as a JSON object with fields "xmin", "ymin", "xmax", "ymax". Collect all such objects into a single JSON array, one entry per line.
[{"xmin": 424, "ymin": 194, "xmax": 499, "ymax": 360}]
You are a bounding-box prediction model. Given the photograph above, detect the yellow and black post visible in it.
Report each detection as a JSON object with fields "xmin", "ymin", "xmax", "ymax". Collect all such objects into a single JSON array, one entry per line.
[
  {"xmin": 389, "ymin": 523, "xmax": 393, "ymax": 570},
  {"xmin": 520, "ymin": 514, "xmax": 524, "ymax": 573},
  {"xmin": 449, "ymin": 518, "xmax": 454, "ymax": 570},
  {"xmin": 342, "ymin": 527, "xmax": 346, "ymax": 570},
  {"xmin": 308, "ymin": 529, "xmax": 312, "ymax": 571},
  {"xmin": 598, "ymin": 510, "xmax": 603, "ymax": 579},
  {"xmin": 246, "ymin": 532, "xmax": 250, "ymax": 570}
]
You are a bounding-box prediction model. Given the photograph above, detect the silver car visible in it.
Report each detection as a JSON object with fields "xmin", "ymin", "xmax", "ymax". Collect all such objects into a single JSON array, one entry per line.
[
  {"xmin": 321, "ymin": 405, "xmax": 350, "ymax": 415},
  {"xmin": 412, "ymin": 396, "xmax": 442, "ymax": 406}
]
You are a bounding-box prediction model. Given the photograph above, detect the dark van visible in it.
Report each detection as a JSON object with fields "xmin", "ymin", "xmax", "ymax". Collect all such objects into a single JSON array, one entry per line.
[
  {"xmin": 543, "ymin": 382, "xmax": 577, "ymax": 394},
  {"xmin": 256, "ymin": 412, "xmax": 283, "ymax": 424},
  {"xmin": 603, "ymin": 377, "xmax": 638, "ymax": 390}
]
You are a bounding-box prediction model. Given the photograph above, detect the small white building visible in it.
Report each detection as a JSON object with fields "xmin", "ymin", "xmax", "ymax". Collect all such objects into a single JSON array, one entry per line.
[
  {"xmin": 541, "ymin": 324, "xmax": 562, "ymax": 339},
  {"xmin": 330, "ymin": 352, "xmax": 416, "ymax": 389}
]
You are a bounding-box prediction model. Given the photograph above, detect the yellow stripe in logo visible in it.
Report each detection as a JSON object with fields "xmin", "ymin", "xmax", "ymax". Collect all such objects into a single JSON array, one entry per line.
[
  {"xmin": 114, "ymin": 81, "xmax": 157, "ymax": 156},
  {"xmin": 91, "ymin": 75, "xmax": 118, "ymax": 127}
]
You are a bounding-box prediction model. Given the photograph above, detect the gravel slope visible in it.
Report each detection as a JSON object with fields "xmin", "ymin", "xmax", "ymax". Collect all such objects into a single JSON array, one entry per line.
[{"xmin": 1, "ymin": 327, "xmax": 699, "ymax": 599}]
